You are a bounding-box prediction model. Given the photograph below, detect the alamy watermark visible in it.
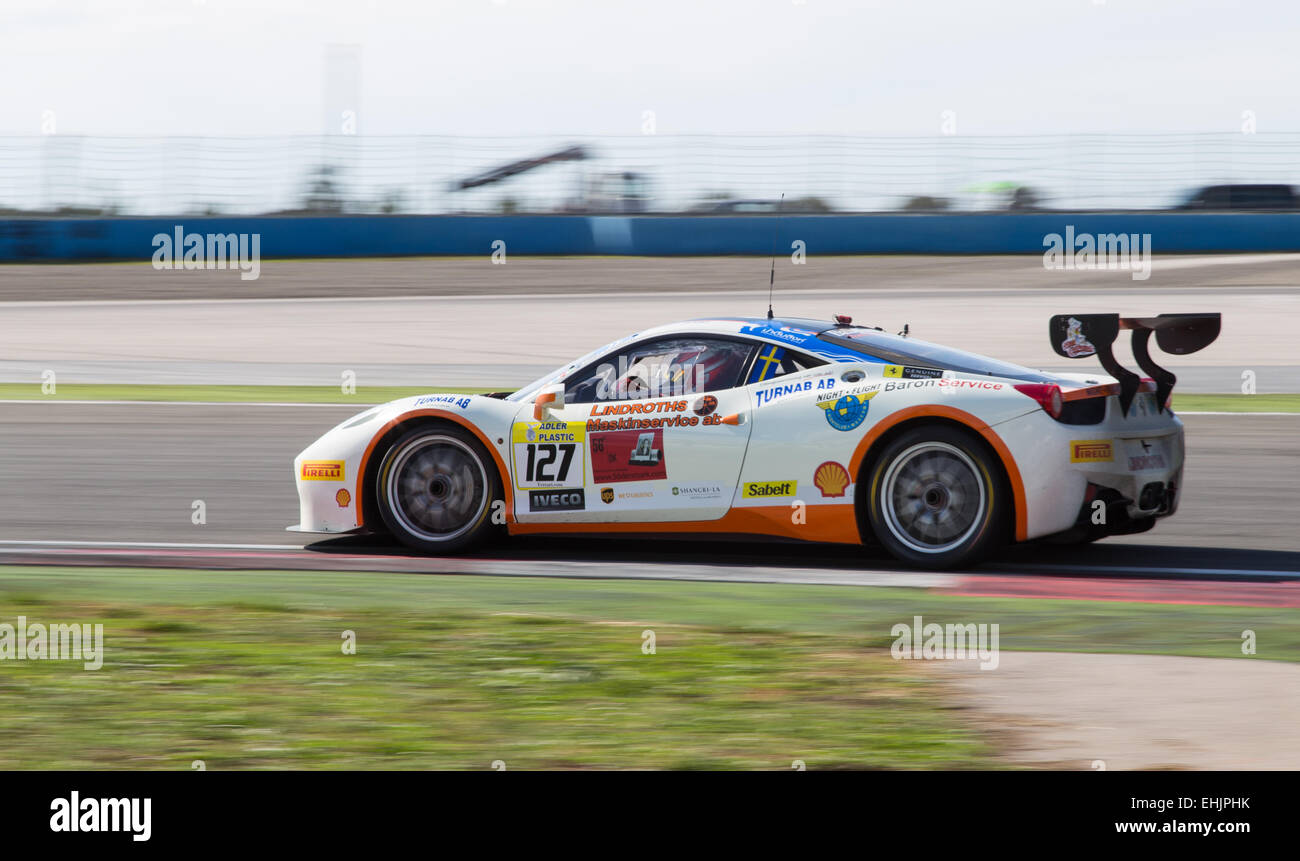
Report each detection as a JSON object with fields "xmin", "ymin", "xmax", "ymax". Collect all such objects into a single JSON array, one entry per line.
[
  {"xmin": 0, "ymin": 616, "xmax": 104, "ymax": 670},
  {"xmin": 891, "ymin": 615, "xmax": 1000, "ymax": 670},
  {"xmin": 50, "ymin": 791, "xmax": 150, "ymax": 841},
  {"xmin": 1043, "ymin": 225, "xmax": 1151, "ymax": 281},
  {"xmin": 151, "ymin": 225, "xmax": 261, "ymax": 280}
]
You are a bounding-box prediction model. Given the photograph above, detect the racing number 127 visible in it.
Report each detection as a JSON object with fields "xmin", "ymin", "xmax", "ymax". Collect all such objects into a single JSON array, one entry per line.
[{"xmin": 524, "ymin": 443, "xmax": 576, "ymax": 483}]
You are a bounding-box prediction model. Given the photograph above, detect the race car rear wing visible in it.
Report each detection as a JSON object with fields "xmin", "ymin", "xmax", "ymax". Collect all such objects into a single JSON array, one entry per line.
[{"xmin": 1048, "ymin": 313, "xmax": 1221, "ymax": 415}]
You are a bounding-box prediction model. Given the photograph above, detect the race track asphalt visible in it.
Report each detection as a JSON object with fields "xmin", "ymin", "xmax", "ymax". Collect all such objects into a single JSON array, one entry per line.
[
  {"xmin": 0, "ymin": 403, "xmax": 1296, "ymax": 584},
  {"xmin": 3, "ymin": 254, "xmax": 1298, "ymax": 391}
]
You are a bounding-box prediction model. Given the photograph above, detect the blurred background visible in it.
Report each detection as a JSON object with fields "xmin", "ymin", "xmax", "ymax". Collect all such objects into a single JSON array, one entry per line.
[
  {"xmin": 6, "ymin": 132, "xmax": 1300, "ymax": 216},
  {"xmin": 4, "ymin": 0, "xmax": 1300, "ymax": 220}
]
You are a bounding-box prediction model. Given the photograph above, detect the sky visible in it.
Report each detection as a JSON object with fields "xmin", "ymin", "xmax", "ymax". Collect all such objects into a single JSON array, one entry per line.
[{"xmin": 2, "ymin": 0, "xmax": 1297, "ymax": 137}]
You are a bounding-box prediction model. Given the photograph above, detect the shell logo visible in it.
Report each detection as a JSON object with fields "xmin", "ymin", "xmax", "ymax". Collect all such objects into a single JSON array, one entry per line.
[
  {"xmin": 813, "ymin": 461, "xmax": 851, "ymax": 498},
  {"xmin": 335, "ymin": 488, "xmax": 352, "ymax": 508}
]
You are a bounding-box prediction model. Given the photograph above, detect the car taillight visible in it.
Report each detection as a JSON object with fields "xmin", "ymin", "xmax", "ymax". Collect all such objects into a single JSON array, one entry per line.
[{"xmin": 1013, "ymin": 383, "xmax": 1064, "ymax": 419}]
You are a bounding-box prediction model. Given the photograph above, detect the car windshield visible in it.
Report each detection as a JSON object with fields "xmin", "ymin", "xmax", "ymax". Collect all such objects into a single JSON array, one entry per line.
[
  {"xmin": 819, "ymin": 327, "xmax": 1062, "ymax": 382},
  {"xmin": 505, "ymin": 334, "xmax": 640, "ymax": 403}
]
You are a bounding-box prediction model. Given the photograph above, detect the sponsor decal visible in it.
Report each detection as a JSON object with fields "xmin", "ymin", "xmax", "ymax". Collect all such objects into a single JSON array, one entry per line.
[
  {"xmin": 414, "ymin": 394, "xmax": 472, "ymax": 409},
  {"xmin": 1070, "ymin": 439, "xmax": 1114, "ymax": 463},
  {"xmin": 591, "ymin": 428, "xmax": 668, "ymax": 483},
  {"xmin": 585, "ymin": 397, "xmax": 726, "ymax": 431},
  {"xmin": 335, "ymin": 488, "xmax": 351, "ymax": 508},
  {"xmin": 739, "ymin": 323, "xmax": 816, "ymax": 346},
  {"xmin": 936, "ymin": 379, "xmax": 1004, "ymax": 391},
  {"xmin": 813, "ymin": 461, "xmax": 851, "ymax": 498},
  {"xmin": 742, "ymin": 480, "xmax": 797, "ymax": 499},
  {"xmin": 1128, "ymin": 442, "xmax": 1168, "ymax": 471},
  {"xmin": 513, "ymin": 422, "xmax": 586, "ymax": 489},
  {"xmin": 884, "ymin": 364, "xmax": 944, "ymax": 380},
  {"xmin": 588, "ymin": 399, "xmax": 689, "ymax": 416},
  {"xmin": 881, "ymin": 378, "xmax": 937, "ymax": 392},
  {"xmin": 598, "ymin": 486, "xmax": 656, "ymax": 505},
  {"xmin": 747, "ymin": 345, "xmax": 786, "ymax": 383},
  {"xmin": 1059, "ymin": 316, "xmax": 1096, "ymax": 358},
  {"xmin": 301, "ymin": 460, "xmax": 345, "ymax": 481},
  {"xmin": 816, "ymin": 382, "xmax": 879, "ymax": 404},
  {"xmin": 528, "ymin": 489, "xmax": 585, "ymax": 512},
  {"xmin": 586, "ymin": 413, "xmax": 726, "ymax": 431},
  {"xmin": 672, "ymin": 483, "xmax": 725, "ymax": 501},
  {"xmin": 818, "ymin": 390, "xmax": 878, "ymax": 431},
  {"xmin": 757, "ymin": 375, "xmax": 837, "ymax": 407}
]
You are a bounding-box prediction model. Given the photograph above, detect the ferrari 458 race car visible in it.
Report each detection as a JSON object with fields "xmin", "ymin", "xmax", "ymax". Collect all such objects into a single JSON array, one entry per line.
[{"xmin": 290, "ymin": 312, "xmax": 1219, "ymax": 568}]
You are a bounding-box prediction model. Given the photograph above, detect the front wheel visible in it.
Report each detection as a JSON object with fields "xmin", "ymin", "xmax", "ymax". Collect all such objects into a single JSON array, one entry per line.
[
  {"xmin": 375, "ymin": 425, "xmax": 502, "ymax": 553},
  {"xmin": 863, "ymin": 425, "xmax": 1008, "ymax": 569}
]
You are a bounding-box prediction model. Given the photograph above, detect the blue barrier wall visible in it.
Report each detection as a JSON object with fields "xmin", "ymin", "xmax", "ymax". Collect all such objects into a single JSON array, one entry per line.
[{"xmin": 1, "ymin": 213, "xmax": 1298, "ymax": 261}]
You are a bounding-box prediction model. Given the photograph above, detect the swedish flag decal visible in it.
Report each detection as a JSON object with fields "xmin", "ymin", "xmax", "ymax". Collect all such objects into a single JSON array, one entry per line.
[{"xmin": 748, "ymin": 345, "xmax": 785, "ymax": 383}]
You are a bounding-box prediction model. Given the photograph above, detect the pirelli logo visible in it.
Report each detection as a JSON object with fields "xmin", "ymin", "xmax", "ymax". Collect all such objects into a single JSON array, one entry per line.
[
  {"xmin": 1069, "ymin": 440, "xmax": 1113, "ymax": 463},
  {"xmin": 301, "ymin": 460, "xmax": 345, "ymax": 481}
]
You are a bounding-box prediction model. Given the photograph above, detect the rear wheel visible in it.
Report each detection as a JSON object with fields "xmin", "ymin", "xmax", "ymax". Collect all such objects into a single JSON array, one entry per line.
[
  {"xmin": 375, "ymin": 425, "xmax": 501, "ymax": 553},
  {"xmin": 864, "ymin": 425, "xmax": 1008, "ymax": 569}
]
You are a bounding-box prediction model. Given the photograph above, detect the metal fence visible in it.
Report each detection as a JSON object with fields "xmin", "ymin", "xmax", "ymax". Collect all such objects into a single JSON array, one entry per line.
[{"xmin": 2, "ymin": 133, "xmax": 1297, "ymax": 216}]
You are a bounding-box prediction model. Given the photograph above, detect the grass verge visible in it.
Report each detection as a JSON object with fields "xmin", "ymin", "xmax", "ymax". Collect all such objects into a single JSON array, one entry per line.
[
  {"xmin": 1172, "ymin": 393, "xmax": 1300, "ymax": 413},
  {"xmin": 0, "ymin": 385, "xmax": 1296, "ymax": 411},
  {"xmin": 1, "ymin": 566, "xmax": 1294, "ymax": 769}
]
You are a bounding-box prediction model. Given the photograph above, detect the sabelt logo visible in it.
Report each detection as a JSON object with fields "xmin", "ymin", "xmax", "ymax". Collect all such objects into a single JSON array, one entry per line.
[
  {"xmin": 1070, "ymin": 440, "xmax": 1113, "ymax": 463},
  {"xmin": 742, "ymin": 480, "xmax": 797, "ymax": 499},
  {"xmin": 301, "ymin": 460, "xmax": 345, "ymax": 481}
]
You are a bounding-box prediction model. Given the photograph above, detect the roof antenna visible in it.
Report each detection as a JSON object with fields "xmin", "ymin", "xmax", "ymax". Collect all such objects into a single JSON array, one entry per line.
[{"xmin": 766, "ymin": 193, "xmax": 785, "ymax": 320}]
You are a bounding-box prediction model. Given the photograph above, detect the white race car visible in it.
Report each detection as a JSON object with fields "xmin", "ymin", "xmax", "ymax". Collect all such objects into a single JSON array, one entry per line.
[{"xmin": 290, "ymin": 312, "xmax": 1219, "ymax": 568}]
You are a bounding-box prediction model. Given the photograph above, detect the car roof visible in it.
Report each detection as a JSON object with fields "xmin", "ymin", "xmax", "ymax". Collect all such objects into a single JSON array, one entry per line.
[
  {"xmin": 635, "ymin": 316, "xmax": 1072, "ymax": 383},
  {"xmin": 627, "ymin": 316, "xmax": 872, "ymax": 363},
  {"xmin": 681, "ymin": 316, "xmax": 836, "ymax": 335}
]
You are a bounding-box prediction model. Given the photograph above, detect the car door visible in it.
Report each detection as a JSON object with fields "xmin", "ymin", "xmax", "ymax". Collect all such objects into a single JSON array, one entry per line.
[{"xmin": 510, "ymin": 335, "xmax": 758, "ymax": 523}]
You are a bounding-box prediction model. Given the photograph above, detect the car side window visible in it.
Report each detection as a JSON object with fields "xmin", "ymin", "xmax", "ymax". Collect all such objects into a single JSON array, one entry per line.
[
  {"xmin": 565, "ymin": 337, "xmax": 757, "ymax": 404},
  {"xmin": 744, "ymin": 343, "xmax": 827, "ymax": 385}
]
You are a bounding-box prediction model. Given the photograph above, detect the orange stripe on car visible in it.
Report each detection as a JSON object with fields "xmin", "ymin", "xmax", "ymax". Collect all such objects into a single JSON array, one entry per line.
[
  {"xmin": 355, "ymin": 409, "xmax": 515, "ymax": 529},
  {"xmin": 509, "ymin": 504, "xmax": 861, "ymax": 545},
  {"xmin": 847, "ymin": 405, "xmax": 1029, "ymax": 542}
]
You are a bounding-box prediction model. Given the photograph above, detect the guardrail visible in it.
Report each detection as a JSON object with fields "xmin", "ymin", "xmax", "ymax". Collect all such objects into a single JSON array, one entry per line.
[{"xmin": 1, "ymin": 213, "xmax": 1298, "ymax": 261}]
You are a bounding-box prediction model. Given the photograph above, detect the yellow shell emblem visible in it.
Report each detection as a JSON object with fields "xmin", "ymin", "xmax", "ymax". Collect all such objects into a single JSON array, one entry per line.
[{"xmin": 813, "ymin": 461, "xmax": 851, "ymax": 498}]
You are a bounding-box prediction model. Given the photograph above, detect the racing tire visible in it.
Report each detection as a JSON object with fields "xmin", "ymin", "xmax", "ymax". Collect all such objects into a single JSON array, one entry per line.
[
  {"xmin": 863, "ymin": 424, "xmax": 1008, "ymax": 569},
  {"xmin": 375, "ymin": 425, "xmax": 502, "ymax": 554}
]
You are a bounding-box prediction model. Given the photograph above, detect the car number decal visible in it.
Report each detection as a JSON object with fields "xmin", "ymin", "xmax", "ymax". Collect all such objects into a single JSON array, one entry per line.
[{"xmin": 512, "ymin": 422, "xmax": 587, "ymax": 489}]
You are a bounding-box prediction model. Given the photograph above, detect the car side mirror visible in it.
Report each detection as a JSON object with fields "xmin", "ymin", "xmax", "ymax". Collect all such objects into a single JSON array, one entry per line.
[{"xmin": 533, "ymin": 383, "xmax": 566, "ymax": 421}]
